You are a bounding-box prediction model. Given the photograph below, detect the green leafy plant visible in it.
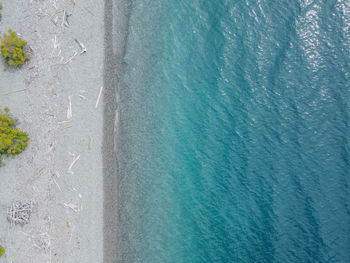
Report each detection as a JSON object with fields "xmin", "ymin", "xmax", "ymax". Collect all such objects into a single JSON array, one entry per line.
[
  {"xmin": 0, "ymin": 108, "xmax": 29, "ymax": 166},
  {"xmin": 0, "ymin": 30, "xmax": 30, "ymax": 68},
  {"xmin": 0, "ymin": 245, "xmax": 4, "ymax": 258},
  {"xmin": 0, "ymin": 3, "xmax": 2, "ymax": 21}
]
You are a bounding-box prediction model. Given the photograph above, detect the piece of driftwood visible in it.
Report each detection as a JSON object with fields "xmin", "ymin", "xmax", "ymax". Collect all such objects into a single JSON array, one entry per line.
[
  {"xmin": 74, "ymin": 38, "xmax": 87, "ymax": 55},
  {"xmin": 60, "ymin": 125, "xmax": 72, "ymax": 130},
  {"xmin": 62, "ymin": 203, "xmax": 79, "ymax": 212},
  {"xmin": 63, "ymin": 51, "xmax": 77, "ymax": 64},
  {"xmin": 7, "ymin": 201, "xmax": 34, "ymax": 226},
  {"xmin": 95, "ymin": 86, "xmax": 103, "ymax": 108},
  {"xmin": 68, "ymin": 153, "xmax": 80, "ymax": 175},
  {"xmin": 79, "ymin": 94, "xmax": 87, "ymax": 100},
  {"xmin": 67, "ymin": 96, "xmax": 72, "ymax": 119},
  {"xmin": 5, "ymin": 88, "xmax": 28, "ymax": 95},
  {"xmin": 61, "ymin": 10, "xmax": 71, "ymax": 27}
]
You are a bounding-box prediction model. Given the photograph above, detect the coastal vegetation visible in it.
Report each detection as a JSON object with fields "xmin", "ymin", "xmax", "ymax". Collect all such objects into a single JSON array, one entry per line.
[
  {"xmin": 0, "ymin": 3, "xmax": 2, "ymax": 21},
  {"xmin": 0, "ymin": 108, "xmax": 29, "ymax": 166},
  {"xmin": 0, "ymin": 30, "xmax": 30, "ymax": 68},
  {"xmin": 0, "ymin": 245, "xmax": 4, "ymax": 258}
]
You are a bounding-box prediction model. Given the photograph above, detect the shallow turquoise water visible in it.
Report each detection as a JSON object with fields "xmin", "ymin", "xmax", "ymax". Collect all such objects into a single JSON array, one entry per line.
[{"xmin": 115, "ymin": 0, "xmax": 350, "ymax": 262}]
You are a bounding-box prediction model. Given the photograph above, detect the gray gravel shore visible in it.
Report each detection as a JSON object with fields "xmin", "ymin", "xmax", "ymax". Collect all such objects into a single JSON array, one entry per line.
[{"xmin": 0, "ymin": 0, "xmax": 110, "ymax": 262}]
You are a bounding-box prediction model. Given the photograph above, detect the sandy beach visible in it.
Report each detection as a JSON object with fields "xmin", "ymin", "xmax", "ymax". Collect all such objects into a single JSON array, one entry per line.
[{"xmin": 0, "ymin": 0, "xmax": 109, "ymax": 262}]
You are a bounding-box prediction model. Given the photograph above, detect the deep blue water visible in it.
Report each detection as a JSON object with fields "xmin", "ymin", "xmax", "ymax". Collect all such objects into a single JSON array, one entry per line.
[{"xmin": 115, "ymin": 0, "xmax": 350, "ymax": 262}]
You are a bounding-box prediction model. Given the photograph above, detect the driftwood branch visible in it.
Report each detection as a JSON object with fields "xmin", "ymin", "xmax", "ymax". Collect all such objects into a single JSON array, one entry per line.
[
  {"xmin": 67, "ymin": 96, "xmax": 72, "ymax": 119},
  {"xmin": 74, "ymin": 38, "xmax": 87, "ymax": 55},
  {"xmin": 95, "ymin": 86, "xmax": 103, "ymax": 108}
]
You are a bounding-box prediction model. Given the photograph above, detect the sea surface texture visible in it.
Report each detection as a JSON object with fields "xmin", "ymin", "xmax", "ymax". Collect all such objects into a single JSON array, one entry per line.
[{"xmin": 115, "ymin": 0, "xmax": 350, "ymax": 262}]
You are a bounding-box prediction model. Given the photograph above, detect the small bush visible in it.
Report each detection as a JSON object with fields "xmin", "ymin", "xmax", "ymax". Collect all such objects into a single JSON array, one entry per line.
[
  {"xmin": 0, "ymin": 30, "xmax": 30, "ymax": 68},
  {"xmin": 0, "ymin": 245, "xmax": 4, "ymax": 258},
  {"xmin": 0, "ymin": 3, "xmax": 2, "ymax": 21},
  {"xmin": 0, "ymin": 108, "xmax": 29, "ymax": 166}
]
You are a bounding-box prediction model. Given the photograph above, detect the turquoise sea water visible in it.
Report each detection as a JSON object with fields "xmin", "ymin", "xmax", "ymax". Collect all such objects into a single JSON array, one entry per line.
[{"xmin": 115, "ymin": 0, "xmax": 350, "ymax": 262}]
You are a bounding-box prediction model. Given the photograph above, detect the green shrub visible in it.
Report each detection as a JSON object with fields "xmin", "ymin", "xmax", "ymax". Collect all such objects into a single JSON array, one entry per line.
[
  {"xmin": 0, "ymin": 3, "xmax": 2, "ymax": 21},
  {"xmin": 0, "ymin": 30, "xmax": 30, "ymax": 68},
  {"xmin": 0, "ymin": 245, "xmax": 4, "ymax": 258},
  {"xmin": 0, "ymin": 108, "xmax": 29, "ymax": 166}
]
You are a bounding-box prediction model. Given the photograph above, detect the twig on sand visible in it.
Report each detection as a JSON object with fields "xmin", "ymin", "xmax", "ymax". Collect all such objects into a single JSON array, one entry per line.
[
  {"xmin": 53, "ymin": 35, "xmax": 58, "ymax": 48},
  {"xmin": 5, "ymin": 88, "xmax": 28, "ymax": 95},
  {"xmin": 79, "ymin": 94, "xmax": 87, "ymax": 100},
  {"xmin": 52, "ymin": 35, "xmax": 63, "ymax": 59},
  {"xmin": 61, "ymin": 10, "xmax": 66, "ymax": 26},
  {"xmin": 58, "ymin": 120, "xmax": 71, "ymax": 124},
  {"xmin": 68, "ymin": 154, "xmax": 80, "ymax": 174},
  {"xmin": 53, "ymin": 178, "xmax": 61, "ymax": 191},
  {"xmin": 63, "ymin": 51, "xmax": 78, "ymax": 64},
  {"xmin": 62, "ymin": 203, "xmax": 79, "ymax": 212},
  {"xmin": 95, "ymin": 86, "xmax": 103, "ymax": 108},
  {"xmin": 61, "ymin": 10, "xmax": 71, "ymax": 27},
  {"xmin": 67, "ymin": 96, "xmax": 72, "ymax": 119},
  {"xmin": 69, "ymin": 226, "xmax": 75, "ymax": 243},
  {"xmin": 60, "ymin": 125, "xmax": 72, "ymax": 130},
  {"xmin": 53, "ymin": 35, "xmax": 60, "ymax": 50},
  {"xmin": 74, "ymin": 38, "xmax": 87, "ymax": 55}
]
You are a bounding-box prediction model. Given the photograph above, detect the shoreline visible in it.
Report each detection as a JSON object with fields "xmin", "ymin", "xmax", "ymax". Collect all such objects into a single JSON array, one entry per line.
[
  {"xmin": 0, "ymin": 0, "xmax": 110, "ymax": 262},
  {"xmin": 103, "ymin": 0, "xmax": 131, "ymax": 261},
  {"xmin": 103, "ymin": 0, "xmax": 117, "ymax": 261}
]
